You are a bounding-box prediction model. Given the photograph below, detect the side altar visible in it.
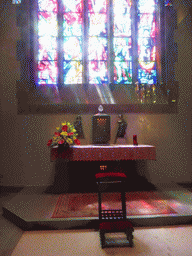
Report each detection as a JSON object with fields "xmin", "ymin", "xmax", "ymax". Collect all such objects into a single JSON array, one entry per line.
[
  {"xmin": 50, "ymin": 144, "xmax": 156, "ymax": 162},
  {"xmin": 49, "ymin": 145, "xmax": 156, "ymax": 193}
]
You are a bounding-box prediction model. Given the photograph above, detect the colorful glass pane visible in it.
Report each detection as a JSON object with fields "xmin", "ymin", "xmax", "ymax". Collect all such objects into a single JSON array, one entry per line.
[
  {"xmin": 88, "ymin": 5, "xmax": 107, "ymax": 84},
  {"xmin": 38, "ymin": 0, "xmax": 58, "ymax": 12},
  {"xmin": 38, "ymin": 60, "xmax": 58, "ymax": 84},
  {"xmin": 138, "ymin": 67, "xmax": 156, "ymax": 84},
  {"xmin": 114, "ymin": 13, "xmax": 131, "ymax": 37},
  {"xmin": 113, "ymin": 0, "xmax": 132, "ymax": 84},
  {"xmin": 64, "ymin": 61, "xmax": 82, "ymax": 84},
  {"xmin": 88, "ymin": 0, "xmax": 106, "ymax": 13},
  {"xmin": 12, "ymin": 0, "xmax": 21, "ymax": 4},
  {"xmin": 114, "ymin": 38, "xmax": 132, "ymax": 61},
  {"xmin": 38, "ymin": 4, "xmax": 58, "ymax": 85},
  {"xmin": 63, "ymin": 0, "xmax": 82, "ymax": 13},
  {"xmin": 64, "ymin": 37, "xmax": 82, "ymax": 60},
  {"xmin": 164, "ymin": 0, "xmax": 173, "ymax": 6},
  {"xmin": 138, "ymin": 37, "xmax": 155, "ymax": 62},
  {"xmin": 113, "ymin": 0, "xmax": 131, "ymax": 12},
  {"xmin": 138, "ymin": 0, "xmax": 155, "ymax": 13},
  {"xmin": 114, "ymin": 61, "xmax": 132, "ymax": 84},
  {"xmin": 38, "ymin": 36, "xmax": 57, "ymax": 61},
  {"xmin": 89, "ymin": 14, "xmax": 107, "ymax": 36},
  {"xmin": 89, "ymin": 61, "xmax": 108, "ymax": 84},
  {"xmin": 113, "ymin": 0, "xmax": 131, "ymax": 37},
  {"xmin": 88, "ymin": 37, "xmax": 107, "ymax": 61},
  {"xmin": 38, "ymin": 12, "xmax": 58, "ymax": 37},
  {"xmin": 62, "ymin": 0, "xmax": 83, "ymax": 85},
  {"xmin": 137, "ymin": 0, "xmax": 156, "ymax": 84},
  {"xmin": 138, "ymin": 14, "xmax": 155, "ymax": 38},
  {"xmin": 63, "ymin": 13, "xmax": 82, "ymax": 36}
]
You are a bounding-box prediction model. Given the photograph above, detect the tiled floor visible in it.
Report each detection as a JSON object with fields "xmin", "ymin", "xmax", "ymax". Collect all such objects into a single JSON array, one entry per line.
[{"xmin": 1, "ymin": 184, "xmax": 192, "ymax": 255}]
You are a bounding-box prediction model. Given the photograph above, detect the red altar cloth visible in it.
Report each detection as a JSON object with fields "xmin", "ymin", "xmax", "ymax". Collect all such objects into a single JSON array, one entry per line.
[{"xmin": 50, "ymin": 145, "xmax": 156, "ymax": 162}]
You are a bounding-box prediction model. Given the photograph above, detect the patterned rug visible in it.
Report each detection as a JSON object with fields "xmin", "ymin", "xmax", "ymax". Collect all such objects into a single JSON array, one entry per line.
[{"xmin": 52, "ymin": 192, "xmax": 177, "ymax": 218}]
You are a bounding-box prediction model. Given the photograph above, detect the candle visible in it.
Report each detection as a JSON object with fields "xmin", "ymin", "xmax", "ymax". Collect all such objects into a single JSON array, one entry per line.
[{"xmin": 133, "ymin": 135, "xmax": 138, "ymax": 146}]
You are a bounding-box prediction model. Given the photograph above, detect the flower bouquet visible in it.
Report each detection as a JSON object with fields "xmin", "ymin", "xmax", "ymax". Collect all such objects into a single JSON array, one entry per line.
[{"xmin": 47, "ymin": 122, "xmax": 80, "ymax": 148}]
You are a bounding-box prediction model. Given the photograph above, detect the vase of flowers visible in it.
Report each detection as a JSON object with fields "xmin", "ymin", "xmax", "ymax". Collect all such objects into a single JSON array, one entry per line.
[{"xmin": 47, "ymin": 122, "xmax": 81, "ymax": 152}]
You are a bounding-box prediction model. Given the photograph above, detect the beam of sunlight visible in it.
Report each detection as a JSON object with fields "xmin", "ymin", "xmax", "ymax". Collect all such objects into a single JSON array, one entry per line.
[{"xmin": 95, "ymin": 84, "xmax": 116, "ymax": 104}]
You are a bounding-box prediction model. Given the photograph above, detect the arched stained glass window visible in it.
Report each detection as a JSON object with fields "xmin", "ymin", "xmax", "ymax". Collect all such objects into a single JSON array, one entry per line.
[{"xmin": 36, "ymin": 0, "xmax": 160, "ymax": 88}]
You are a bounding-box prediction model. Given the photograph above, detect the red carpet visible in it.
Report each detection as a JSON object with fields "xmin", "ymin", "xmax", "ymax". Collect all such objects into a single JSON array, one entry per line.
[{"xmin": 52, "ymin": 192, "xmax": 177, "ymax": 218}]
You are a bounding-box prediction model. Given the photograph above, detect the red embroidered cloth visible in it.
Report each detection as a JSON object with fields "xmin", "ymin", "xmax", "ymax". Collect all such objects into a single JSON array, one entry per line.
[{"xmin": 50, "ymin": 145, "xmax": 156, "ymax": 161}]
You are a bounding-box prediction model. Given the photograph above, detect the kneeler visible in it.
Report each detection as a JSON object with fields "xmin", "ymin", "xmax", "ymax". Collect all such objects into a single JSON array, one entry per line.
[{"xmin": 95, "ymin": 171, "xmax": 134, "ymax": 248}]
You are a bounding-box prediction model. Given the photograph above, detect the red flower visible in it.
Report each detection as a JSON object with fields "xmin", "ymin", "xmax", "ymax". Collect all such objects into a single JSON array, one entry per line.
[
  {"xmin": 54, "ymin": 132, "xmax": 60, "ymax": 136},
  {"xmin": 62, "ymin": 125, "xmax": 68, "ymax": 132},
  {"xmin": 74, "ymin": 139, "xmax": 81, "ymax": 145},
  {"xmin": 47, "ymin": 139, "xmax": 52, "ymax": 146},
  {"xmin": 58, "ymin": 140, "xmax": 65, "ymax": 144},
  {"xmin": 68, "ymin": 132, "xmax": 74, "ymax": 136}
]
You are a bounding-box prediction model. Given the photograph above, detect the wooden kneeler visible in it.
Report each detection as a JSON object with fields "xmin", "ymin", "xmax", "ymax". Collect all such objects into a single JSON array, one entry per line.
[{"xmin": 95, "ymin": 172, "xmax": 134, "ymax": 248}]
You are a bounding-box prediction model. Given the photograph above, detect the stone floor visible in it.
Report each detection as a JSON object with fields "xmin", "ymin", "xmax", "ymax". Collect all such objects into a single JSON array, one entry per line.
[
  {"xmin": 11, "ymin": 225, "xmax": 192, "ymax": 256},
  {"xmin": 1, "ymin": 183, "xmax": 192, "ymax": 255}
]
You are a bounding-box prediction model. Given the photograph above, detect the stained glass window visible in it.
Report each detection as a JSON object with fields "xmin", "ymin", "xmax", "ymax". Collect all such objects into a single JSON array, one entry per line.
[{"xmin": 36, "ymin": 0, "xmax": 160, "ymax": 88}]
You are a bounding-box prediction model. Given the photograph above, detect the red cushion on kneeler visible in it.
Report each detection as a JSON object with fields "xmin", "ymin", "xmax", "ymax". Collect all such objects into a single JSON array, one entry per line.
[
  {"xmin": 95, "ymin": 172, "xmax": 127, "ymax": 179},
  {"xmin": 99, "ymin": 220, "xmax": 133, "ymax": 231}
]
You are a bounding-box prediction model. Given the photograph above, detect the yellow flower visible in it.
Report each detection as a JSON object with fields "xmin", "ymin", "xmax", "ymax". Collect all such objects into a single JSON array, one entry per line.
[
  {"xmin": 72, "ymin": 128, "xmax": 76, "ymax": 133},
  {"xmin": 56, "ymin": 127, "xmax": 60, "ymax": 131},
  {"xmin": 53, "ymin": 136, "xmax": 60, "ymax": 142},
  {"xmin": 62, "ymin": 122, "xmax": 66, "ymax": 126},
  {"xmin": 61, "ymin": 132, "xmax": 68, "ymax": 136},
  {"xmin": 66, "ymin": 138, "xmax": 73, "ymax": 145}
]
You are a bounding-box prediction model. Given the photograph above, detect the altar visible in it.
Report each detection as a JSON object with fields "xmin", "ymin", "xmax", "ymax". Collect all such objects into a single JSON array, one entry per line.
[
  {"xmin": 50, "ymin": 145, "xmax": 156, "ymax": 193},
  {"xmin": 51, "ymin": 144, "xmax": 156, "ymax": 162}
]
